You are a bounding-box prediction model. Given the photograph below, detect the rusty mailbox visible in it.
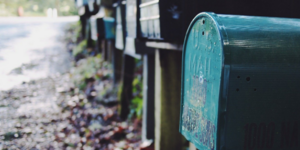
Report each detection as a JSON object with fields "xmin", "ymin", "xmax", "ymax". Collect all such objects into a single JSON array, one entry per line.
[{"xmin": 180, "ymin": 12, "xmax": 300, "ymax": 150}]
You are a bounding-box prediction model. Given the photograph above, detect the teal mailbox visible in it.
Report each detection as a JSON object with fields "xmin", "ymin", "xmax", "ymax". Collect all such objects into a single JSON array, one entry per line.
[
  {"xmin": 97, "ymin": 17, "xmax": 115, "ymax": 40},
  {"xmin": 180, "ymin": 12, "xmax": 300, "ymax": 150},
  {"xmin": 90, "ymin": 17, "xmax": 116, "ymax": 41}
]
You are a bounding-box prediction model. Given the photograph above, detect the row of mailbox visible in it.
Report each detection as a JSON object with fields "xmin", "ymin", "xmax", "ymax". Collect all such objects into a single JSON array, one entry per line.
[
  {"xmin": 77, "ymin": 0, "xmax": 300, "ymax": 42},
  {"xmin": 76, "ymin": 0, "xmax": 300, "ymax": 57},
  {"xmin": 76, "ymin": 0, "xmax": 300, "ymax": 150},
  {"xmin": 76, "ymin": 0, "xmax": 153, "ymax": 58}
]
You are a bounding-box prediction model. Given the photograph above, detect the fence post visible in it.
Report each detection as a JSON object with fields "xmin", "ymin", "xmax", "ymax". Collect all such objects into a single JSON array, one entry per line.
[
  {"xmin": 142, "ymin": 54, "xmax": 155, "ymax": 141},
  {"xmin": 120, "ymin": 54, "xmax": 136, "ymax": 120},
  {"xmin": 155, "ymin": 49, "xmax": 184, "ymax": 150},
  {"xmin": 112, "ymin": 49, "xmax": 123, "ymax": 84}
]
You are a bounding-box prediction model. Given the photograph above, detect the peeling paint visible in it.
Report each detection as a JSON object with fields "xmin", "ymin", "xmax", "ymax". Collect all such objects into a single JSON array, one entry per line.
[{"xmin": 180, "ymin": 13, "xmax": 223, "ymax": 150}]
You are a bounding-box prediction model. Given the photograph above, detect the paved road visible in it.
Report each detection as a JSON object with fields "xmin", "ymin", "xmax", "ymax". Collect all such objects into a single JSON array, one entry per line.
[
  {"xmin": 0, "ymin": 17, "xmax": 78, "ymax": 149},
  {"xmin": 0, "ymin": 17, "xmax": 78, "ymax": 90}
]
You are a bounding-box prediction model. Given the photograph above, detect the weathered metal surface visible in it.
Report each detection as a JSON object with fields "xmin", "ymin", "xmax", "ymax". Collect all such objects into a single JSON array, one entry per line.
[
  {"xmin": 181, "ymin": 13, "xmax": 222, "ymax": 150},
  {"xmin": 180, "ymin": 12, "xmax": 300, "ymax": 150}
]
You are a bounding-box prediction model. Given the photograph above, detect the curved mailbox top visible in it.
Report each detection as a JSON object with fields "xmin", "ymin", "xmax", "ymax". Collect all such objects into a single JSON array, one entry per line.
[
  {"xmin": 76, "ymin": 0, "xmax": 88, "ymax": 7},
  {"xmin": 180, "ymin": 12, "xmax": 300, "ymax": 150}
]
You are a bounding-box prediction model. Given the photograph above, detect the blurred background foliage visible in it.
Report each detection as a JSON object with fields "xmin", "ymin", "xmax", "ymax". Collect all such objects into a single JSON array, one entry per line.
[{"xmin": 0, "ymin": 0, "xmax": 77, "ymax": 16}]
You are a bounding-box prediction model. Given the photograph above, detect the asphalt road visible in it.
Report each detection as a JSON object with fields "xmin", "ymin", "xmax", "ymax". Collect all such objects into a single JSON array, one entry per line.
[
  {"xmin": 0, "ymin": 17, "xmax": 78, "ymax": 90},
  {"xmin": 0, "ymin": 17, "xmax": 78, "ymax": 149}
]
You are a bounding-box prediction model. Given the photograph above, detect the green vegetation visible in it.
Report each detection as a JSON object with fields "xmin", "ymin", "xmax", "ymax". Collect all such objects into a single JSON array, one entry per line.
[
  {"xmin": 0, "ymin": 0, "xmax": 77, "ymax": 16},
  {"xmin": 66, "ymin": 17, "xmax": 144, "ymax": 123},
  {"xmin": 71, "ymin": 54, "xmax": 107, "ymax": 90},
  {"xmin": 129, "ymin": 76, "xmax": 143, "ymax": 119},
  {"xmin": 73, "ymin": 40, "xmax": 87, "ymax": 57},
  {"xmin": 64, "ymin": 21, "xmax": 81, "ymax": 43}
]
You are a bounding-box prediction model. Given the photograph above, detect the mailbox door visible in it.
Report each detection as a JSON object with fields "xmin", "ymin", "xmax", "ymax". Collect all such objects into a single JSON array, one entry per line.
[{"xmin": 180, "ymin": 14, "xmax": 223, "ymax": 150}]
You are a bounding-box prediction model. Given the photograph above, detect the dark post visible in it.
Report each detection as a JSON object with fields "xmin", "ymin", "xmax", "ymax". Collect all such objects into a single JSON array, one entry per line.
[
  {"xmin": 142, "ymin": 54, "xmax": 155, "ymax": 141},
  {"xmin": 107, "ymin": 40, "xmax": 113, "ymax": 62},
  {"xmin": 155, "ymin": 49, "xmax": 184, "ymax": 150},
  {"xmin": 101, "ymin": 40, "xmax": 108, "ymax": 61},
  {"xmin": 80, "ymin": 15, "xmax": 87, "ymax": 39},
  {"xmin": 120, "ymin": 54, "xmax": 136, "ymax": 120},
  {"xmin": 112, "ymin": 48, "xmax": 123, "ymax": 84}
]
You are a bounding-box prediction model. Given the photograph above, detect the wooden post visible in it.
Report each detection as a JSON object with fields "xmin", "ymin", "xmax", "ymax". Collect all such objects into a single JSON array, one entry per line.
[
  {"xmin": 80, "ymin": 16, "xmax": 87, "ymax": 39},
  {"xmin": 101, "ymin": 40, "xmax": 108, "ymax": 61},
  {"xmin": 96, "ymin": 37, "xmax": 101, "ymax": 54},
  {"xmin": 142, "ymin": 54, "xmax": 155, "ymax": 141},
  {"xmin": 112, "ymin": 49, "xmax": 123, "ymax": 84},
  {"xmin": 87, "ymin": 25, "xmax": 93, "ymax": 48},
  {"xmin": 120, "ymin": 54, "xmax": 136, "ymax": 120},
  {"xmin": 107, "ymin": 40, "xmax": 113, "ymax": 62},
  {"xmin": 155, "ymin": 49, "xmax": 184, "ymax": 150}
]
